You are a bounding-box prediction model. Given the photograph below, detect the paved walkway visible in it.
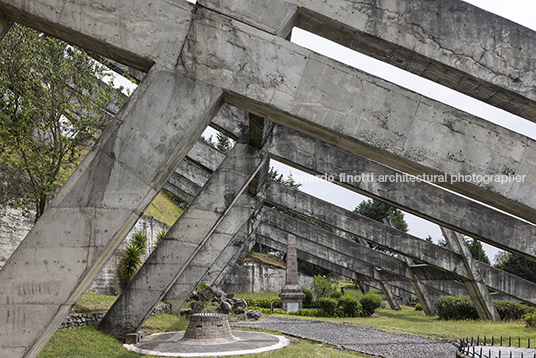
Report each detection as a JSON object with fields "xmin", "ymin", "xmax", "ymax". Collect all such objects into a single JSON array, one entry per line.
[
  {"xmin": 232, "ymin": 317, "xmax": 458, "ymax": 358},
  {"xmin": 124, "ymin": 330, "xmax": 289, "ymax": 357}
]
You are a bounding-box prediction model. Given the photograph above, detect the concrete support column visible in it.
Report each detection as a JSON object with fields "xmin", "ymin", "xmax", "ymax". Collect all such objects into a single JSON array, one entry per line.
[
  {"xmin": 98, "ymin": 138, "xmax": 268, "ymax": 337},
  {"xmin": 0, "ymin": 11, "xmax": 12, "ymax": 40},
  {"xmin": 353, "ymin": 273, "xmax": 370, "ymax": 295},
  {"xmin": 0, "ymin": 69, "xmax": 222, "ymax": 358},
  {"xmin": 384, "ymin": 217, "xmax": 436, "ymax": 315},
  {"xmin": 440, "ymin": 227, "xmax": 501, "ymax": 321},
  {"xmin": 376, "ymin": 271, "xmax": 401, "ymax": 311}
]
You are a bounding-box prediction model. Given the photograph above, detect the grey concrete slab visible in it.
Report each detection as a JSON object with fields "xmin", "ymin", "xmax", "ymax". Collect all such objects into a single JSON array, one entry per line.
[
  {"xmin": 182, "ymin": 8, "xmax": 536, "ymax": 225},
  {"xmin": 0, "ymin": 0, "xmax": 195, "ymax": 71},
  {"xmin": 125, "ymin": 330, "xmax": 289, "ymax": 357},
  {"xmin": 0, "ymin": 11, "xmax": 12, "ymax": 40},
  {"xmin": 98, "ymin": 139, "xmax": 268, "ymax": 337},
  {"xmin": 0, "ymin": 69, "xmax": 223, "ymax": 358},
  {"xmin": 201, "ymin": 0, "xmax": 536, "ymax": 122}
]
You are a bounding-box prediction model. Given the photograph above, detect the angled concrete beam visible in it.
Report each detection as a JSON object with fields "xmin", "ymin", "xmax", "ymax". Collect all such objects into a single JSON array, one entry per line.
[
  {"xmin": 0, "ymin": 11, "xmax": 13, "ymax": 40},
  {"xmin": 260, "ymin": 207, "xmax": 458, "ymax": 282},
  {"xmin": 167, "ymin": 172, "xmax": 200, "ymax": 199},
  {"xmin": 0, "ymin": 69, "xmax": 223, "ymax": 358},
  {"xmin": 163, "ymin": 195, "xmax": 263, "ymax": 314},
  {"xmin": 441, "ymin": 228, "xmax": 501, "ymax": 321},
  {"xmin": 187, "ymin": 140, "xmax": 226, "ymax": 173},
  {"xmin": 98, "ymin": 139, "xmax": 268, "ymax": 338},
  {"xmin": 384, "ymin": 217, "xmax": 436, "ymax": 316},
  {"xmin": 201, "ymin": 0, "xmax": 536, "ymax": 122},
  {"xmin": 175, "ymin": 159, "xmax": 212, "ymax": 189},
  {"xmin": 210, "ymin": 104, "xmax": 249, "ymax": 141},
  {"xmin": 265, "ymin": 180, "xmax": 536, "ymax": 306},
  {"xmin": 182, "ymin": 9, "xmax": 536, "ymax": 225},
  {"xmin": 0, "ymin": 0, "xmax": 195, "ymax": 71},
  {"xmin": 267, "ymin": 124, "xmax": 536, "ymax": 262}
]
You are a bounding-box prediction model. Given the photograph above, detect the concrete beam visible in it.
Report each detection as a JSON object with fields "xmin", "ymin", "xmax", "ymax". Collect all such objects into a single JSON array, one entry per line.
[
  {"xmin": 187, "ymin": 139, "xmax": 226, "ymax": 173},
  {"xmin": 0, "ymin": 69, "xmax": 223, "ymax": 358},
  {"xmin": 201, "ymin": 0, "xmax": 536, "ymax": 122},
  {"xmin": 267, "ymin": 124, "xmax": 536, "ymax": 261},
  {"xmin": 265, "ymin": 180, "xmax": 536, "ymax": 306},
  {"xmin": 0, "ymin": 0, "xmax": 195, "ymax": 71},
  {"xmin": 441, "ymin": 227, "xmax": 500, "ymax": 321},
  {"xmin": 98, "ymin": 138, "xmax": 268, "ymax": 338},
  {"xmin": 0, "ymin": 11, "xmax": 13, "ymax": 40},
  {"xmin": 182, "ymin": 9, "xmax": 536, "ymax": 225},
  {"xmin": 384, "ymin": 217, "xmax": 436, "ymax": 316}
]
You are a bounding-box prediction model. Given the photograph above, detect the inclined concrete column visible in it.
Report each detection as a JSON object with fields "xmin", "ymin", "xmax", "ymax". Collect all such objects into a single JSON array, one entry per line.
[
  {"xmin": 376, "ymin": 271, "xmax": 401, "ymax": 311},
  {"xmin": 384, "ymin": 217, "xmax": 436, "ymax": 315},
  {"xmin": 98, "ymin": 137, "xmax": 268, "ymax": 338},
  {"xmin": 440, "ymin": 227, "xmax": 501, "ymax": 321},
  {"xmin": 0, "ymin": 69, "xmax": 222, "ymax": 358},
  {"xmin": 0, "ymin": 11, "xmax": 12, "ymax": 40}
]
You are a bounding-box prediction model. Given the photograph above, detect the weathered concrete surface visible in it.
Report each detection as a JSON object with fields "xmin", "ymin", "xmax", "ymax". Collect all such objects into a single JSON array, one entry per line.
[
  {"xmin": 265, "ymin": 181, "xmax": 536, "ymax": 306},
  {"xmin": 98, "ymin": 139, "xmax": 268, "ymax": 337},
  {"xmin": 441, "ymin": 227, "xmax": 500, "ymax": 321},
  {"xmin": 280, "ymin": 234, "xmax": 306, "ymax": 311},
  {"xmin": 267, "ymin": 124, "xmax": 536, "ymax": 261},
  {"xmin": 0, "ymin": 69, "xmax": 222, "ymax": 358},
  {"xmin": 182, "ymin": 9, "xmax": 536, "ymax": 225},
  {"xmin": 186, "ymin": 139, "xmax": 226, "ymax": 173},
  {"xmin": 0, "ymin": 11, "xmax": 12, "ymax": 40},
  {"xmin": 0, "ymin": 0, "xmax": 195, "ymax": 71},
  {"xmin": 201, "ymin": 0, "xmax": 536, "ymax": 122},
  {"xmin": 163, "ymin": 209, "xmax": 262, "ymax": 314}
]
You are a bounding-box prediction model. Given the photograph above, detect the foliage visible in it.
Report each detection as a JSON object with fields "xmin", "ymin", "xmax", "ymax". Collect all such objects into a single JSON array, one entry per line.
[
  {"xmin": 311, "ymin": 275, "xmax": 336, "ymax": 299},
  {"xmin": 495, "ymin": 251, "xmax": 536, "ymax": 284},
  {"xmin": 301, "ymin": 286, "xmax": 314, "ymax": 307},
  {"xmin": 268, "ymin": 166, "xmax": 302, "ymax": 189},
  {"xmin": 119, "ymin": 231, "xmax": 148, "ymax": 285},
  {"xmin": 153, "ymin": 230, "xmax": 166, "ymax": 250},
  {"xmin": 329, "ymin": 291, "xmax": 342, "ymax": 300},
  {"xmin": 415, "ymin": 303, "xmax": 423, "ymax": 311},
  {"xmin": 319, "ymin": 297, "xmax": 338, "ymax": 316},
  {"xmin": 245, "ymin": 297, "xmax": 282, "ymax": 309},
  {"xmin": 437, "ymin": 296, "xmax": 479, "ymax": 320},
  {"xmin": 144, "ymin": 191, "xmax": 184, "ymax": 226},
  {"xmin": 354, "ymin": 199, "xmax": 408, "ymax": 232},
  {"xmin": 466, "ymin": 238, "xmax": 490, "ymax": 265},
  {"xmin": 359, "ymin": 293, "xmax": 382, "ymax": 317},
  {"xmin": 494, "ymin": 300, "xmax": 535, "ymax": 321},
  {"xmin": 525, "ymin": 313, "xmax": 536, "ymax": 327},
  {"xmin": 0, "ymin": 24, "xmax": 124, "ymax": 220},
  {"xmin": 200, "ymin": 132, "xmax": 234, "ymax": 154},
  {"xmin": 337, "ymin": 294, "xmax": 363, "ymax": 317}
]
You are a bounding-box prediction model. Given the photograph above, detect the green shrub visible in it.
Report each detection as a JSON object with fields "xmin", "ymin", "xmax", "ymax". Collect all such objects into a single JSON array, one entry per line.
[
  {"xmin": 311, "ymin": 275, "xmax": 335, "ymax": 299},
  {"xmin": 437, "ymin": 296, "xmax": 479, "ymax": 320},
  {"xmin": 288, "ymin": 309, "xmax": 329, "ymax": 317},
  {"xmin": 337, "ymin": 295, "xmax": 361, "ymax": 317},
  {"xmin": 309, "ymin": 300, "xmax": 322, "ymax": 309},
  {"xmin": 131, "ymin": 231, "xmax": 148, "ymax": 255},
  {"xmin": 525, "ymin": 313, "xmax": 536, "ymax": 327},
  {"xmin": 119, "ymin": 243, "xmax": 143, "ymax": 283},
  {"xmin": 360, "ymin": 293, "xmax": 382, "ymax": 317},
  {"xmin": 494, "ymin": 300, "xmax": 535, "ymax": 321},
  {"xmin": 329, "ymin": 291, "xmax": 342, "ymax": 300},
  {"xmin": 415, "ymin": 303, "xmax": 423, "ymax": 311},
  {"xmin": 302, "ymin": 286, "xmax": 314, "ymax": 307},
  {"xmin": 319, "ymin": 297, "xmax": 338, "ymax": 316},
  {"xmin": 246, "ymin": 297, "xmax": 282, "ymax": 309}
]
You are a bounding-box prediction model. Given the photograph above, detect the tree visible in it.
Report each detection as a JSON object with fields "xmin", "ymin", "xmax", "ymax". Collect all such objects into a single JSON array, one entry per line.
[
  {"xmin": 466, "ymin": 238, "xmax": 490, "ymax": 265},
  {"xmin": 354, "ymin": 199, "xmax": 408, "ymax": 232},
  {"xmin": 0, "ymin": 24, "xmax": 123, "ymax": 220},
  {"xmin": 267, "ymin": 166, "xmax": 302, "ymax": 189},
  {"xmin": 495, "ymin": 251, "xmax": 536, "ymax": 283}
]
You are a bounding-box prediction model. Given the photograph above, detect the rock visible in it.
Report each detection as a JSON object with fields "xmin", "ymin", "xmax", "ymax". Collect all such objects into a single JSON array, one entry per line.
[
  {"xmin": 192, "ymin": 301, "xmax": 204, "ymax": 313},
  {"xmin": 201, "ymin": 308, "xmax": 212, "ymax": 314},
  {"xmin": 234, "ymin": 298, "xmax": 247, "ymax": 309},
  {"xmin": 246, "ymin": 309, "xmax": 262, "ymax": 320},
  {"xmin": 220, "ymin": 301, "xmax": 232, "ymax": 314},
  {"xmin": 234, "ymin": 306, "xmax": 246, "ymax": 315},
  {"xmin": 179, "ymin": 308, "xmax": 193, "ymax": 318},
  {"xmin": 226, "ymin": 293, "xmax": 235, "ymax": 299},
  {"xmin": 236, "ymin": 314, "xmax": 246, "ymax": 320}
]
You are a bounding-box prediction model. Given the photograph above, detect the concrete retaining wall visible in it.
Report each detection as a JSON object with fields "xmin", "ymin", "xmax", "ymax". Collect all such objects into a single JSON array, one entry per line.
[
  {"xmin": 0, "ymin": 208, "xmax": 170, "ymax": 295},
  {"xmin": 221, "ymin": 259, "xmax": 313, "ymax": 294}
]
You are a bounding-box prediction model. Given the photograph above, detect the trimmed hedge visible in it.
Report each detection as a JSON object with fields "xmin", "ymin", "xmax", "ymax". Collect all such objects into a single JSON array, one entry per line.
[
  {"xmin": 329, "ymin": 291, "xmax": 342, "ymax": 300},
  {"xmin": 337, "ymin": 294, "xmax": 362, "ymax": 317},
  {"xmin": 437, "ymin": 296, "xmax": 535, "ymax": 321},
  {"xmin": 319, "ymin": 297, "xmax": 338, "ymax": 316},
  {"xmin": 245, "ymin": 297, "xmax": 282, "ymax": 309},
  {"xmin": 360, "ymin": 293, "xmax": 382, "ymax": 317},
  {"xmin": 302, "ymin": 286, "xmax": 314, "ymax": 307}
]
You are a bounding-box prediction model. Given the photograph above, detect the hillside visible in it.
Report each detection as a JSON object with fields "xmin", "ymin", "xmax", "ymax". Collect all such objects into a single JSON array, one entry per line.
[{"xmin": 145, "ymin": 192, "xmax": 184, "ymax": 226}]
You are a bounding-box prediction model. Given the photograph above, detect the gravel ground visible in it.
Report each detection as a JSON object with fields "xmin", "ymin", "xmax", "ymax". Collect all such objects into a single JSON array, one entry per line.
[{"xmin": 232, "ymin": 317, "xmax": 457, "ymax": 358}]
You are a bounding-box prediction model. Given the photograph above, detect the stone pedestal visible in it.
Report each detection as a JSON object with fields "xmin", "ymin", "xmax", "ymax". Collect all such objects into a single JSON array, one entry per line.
[
  {"xmin": 280, "ymin": 234, "xmax": 305, "ymax": 311},
  {"xmin": 181, "ymin": 313, "xmax": 238, "ymax": 344}
]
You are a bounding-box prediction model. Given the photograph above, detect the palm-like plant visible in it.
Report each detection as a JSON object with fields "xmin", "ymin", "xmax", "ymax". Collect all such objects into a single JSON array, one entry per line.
[{"xmin": 119, "ymin": 231, "xmax": 148, "ymax": 285}]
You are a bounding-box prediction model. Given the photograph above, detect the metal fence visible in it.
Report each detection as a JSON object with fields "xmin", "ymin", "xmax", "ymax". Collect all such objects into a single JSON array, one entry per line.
[{"xmin": 454, "ymin": 337, "xmax": 536, "ymax": 358}]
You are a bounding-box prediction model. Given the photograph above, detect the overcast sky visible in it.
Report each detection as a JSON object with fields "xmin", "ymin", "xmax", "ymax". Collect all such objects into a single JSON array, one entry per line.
[{"xmin": 124, "ymin": 0, "xmax": 536, "ymax": 263}]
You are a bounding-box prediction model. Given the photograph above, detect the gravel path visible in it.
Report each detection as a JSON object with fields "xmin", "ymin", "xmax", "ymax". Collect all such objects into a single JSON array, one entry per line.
[{"xmin": 232, "ymin": 317, "xmax": 457, "ymax": 358}]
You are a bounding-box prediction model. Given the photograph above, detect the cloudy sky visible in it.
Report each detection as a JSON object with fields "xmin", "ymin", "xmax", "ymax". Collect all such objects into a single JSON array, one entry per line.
[
  {"xmin": 270, "ymin": 0, "xmax": 536, "ymax": 262},
  {"xmin": 119, "ymin": 0, "xmax": 536, "ymax": 262}
]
